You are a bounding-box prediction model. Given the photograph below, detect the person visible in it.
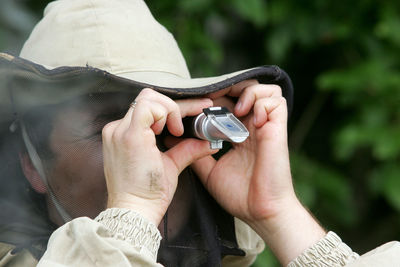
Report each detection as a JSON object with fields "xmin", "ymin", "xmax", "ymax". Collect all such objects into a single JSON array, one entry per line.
[{"xmin": 0, "ymin": 0, "xmax": 398, "ymax": 266}]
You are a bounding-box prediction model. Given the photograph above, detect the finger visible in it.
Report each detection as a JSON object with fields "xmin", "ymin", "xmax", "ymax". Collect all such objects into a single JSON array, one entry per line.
[
  {"xmin": 206, "ymin": 79, "xmax": 259, "ymax": 99},
  {"xmin": 190, "ymin": 155, "xmax": 217, "ymax": 186},
  {"xmin": 112, "ymin": 100, "xmax": 166, "ymax": 147},
  {"xmin": 164, "ymin": 138, "xmax": 219, "ymax": 174},
  {"xmin": 228, "ymin": 79, "xmax": 260, "ymax": 97},
  {"xmin": 253, "ymin": 96, "xmax": 288, "ymax": 128},
  {"xmin": 112, "ymin": 100, "xmax": 136, "ymax": 134},
  {"xmin": 129, "ymin": 99, "xmax": 168, "ymax": 135},
  {"xmin": 151, "ymin": 116, "xmax": 167, "ymax": 135},
  {"xmin": 138, "ymin": 89, "xmax": 183, "ymax": 136},
  {"xmin": 164, "ymin": 136, "xmax": 218, "ymax": 188},
  {"xmin": 102, "ymin": 119, "xmax": 121, "ymax": 144},
  {"xmin": 235, "ymin": 84, "xmax": 282, "ymax": 117},
  {"xmin": 175, "ymin": 98, "xmax": 213, "ymax": 118},
  {"xmin": 133, "ymin": 89, "xmax": 184, "ymax": 136}
]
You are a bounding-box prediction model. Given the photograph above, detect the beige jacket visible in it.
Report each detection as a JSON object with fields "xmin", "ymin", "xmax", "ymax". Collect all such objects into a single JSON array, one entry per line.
[
  {"xmin": 1, "ymin": 208, "xmax": 399, "ymax": 266},
  {"xmin": 0, "ymin": 208, "xmax": 264, "ymax": 267}
]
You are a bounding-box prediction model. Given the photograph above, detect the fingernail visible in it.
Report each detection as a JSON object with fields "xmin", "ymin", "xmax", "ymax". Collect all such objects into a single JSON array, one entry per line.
[{"xmin": 253, "ymin": 116, "xmax": 258, "ymax": 126}]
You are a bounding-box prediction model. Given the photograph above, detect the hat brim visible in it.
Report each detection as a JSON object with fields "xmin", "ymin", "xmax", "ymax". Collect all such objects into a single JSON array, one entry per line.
[{"xmin": 0, "ymin": 53, "xmax": 293, "ymax": 127}]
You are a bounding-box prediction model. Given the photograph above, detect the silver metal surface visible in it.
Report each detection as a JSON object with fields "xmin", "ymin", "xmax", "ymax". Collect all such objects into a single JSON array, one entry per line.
[{"xmin": 192, "ymin": 107, "xmax": 249, "ymax": 149}]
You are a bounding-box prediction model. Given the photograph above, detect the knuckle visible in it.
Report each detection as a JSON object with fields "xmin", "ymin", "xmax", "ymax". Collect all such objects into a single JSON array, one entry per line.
[
  {"xmin": 279, "ymin": 97, "xmax": 287, "ymax": 105},
  {"xmin": 172, "ymin": 101, "xmax": 181, "ymax": 114},
  {"xmin": 243, "ymin": 85, "xmax": 254, "ymax": 97},
  {"xmin": 259, "ymin": 96, "xmax": 270, "ymax": 103},
  {"xmin": 111, "ymin": 128, "xmax": 124, "ymax": 144},
  {"xmin": 135, "ymin": 98, "xmax": 150, "ymax": 111},
  {"xmin": 247, "ymin": 84, "xmax": 282, "ymax": 98},
  {"xmin": 142, "ymin": 88, "xmax": 154, "ymax": 94},
  {"xmin": 165, "ymin": 96, "xmax": 177, "ymax": 109},
  {"xmin": 102, "ymin": 121, "xmax": 115, "ymax": 137},
  {"xmin": 270, "ymin": 84, "xmax": 283, "ymax": 95},
  {"xmin": 254, "ymin": 98, "xmax": 265, "ymax": 109},
  {"xmin": 165, "ymin": 99, "xmax": 179, "ymax": 116},
  {"xmin": 139, "ymin": 88, "xmax": 155, "ymax": 98},
  {"xmin": 256, "ymin": 85, "xmax": 269, "ymax": 96}
]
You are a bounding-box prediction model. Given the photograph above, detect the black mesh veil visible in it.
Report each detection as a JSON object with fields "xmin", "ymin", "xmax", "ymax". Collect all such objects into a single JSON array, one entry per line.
[
  {"xmin": 0, "ymin": 91, "xmax": 244, "ymax": 266},
  {"xmin": 0, "ymin": 55, "xmax": 293, "ymax": 266}
]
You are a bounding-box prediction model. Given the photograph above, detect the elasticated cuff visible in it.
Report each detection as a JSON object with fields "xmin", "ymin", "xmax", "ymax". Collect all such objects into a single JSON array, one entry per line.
[
  {"xmin": 95, "ymin": 208, "xmax": 162, "ymax": 258},
  {"xmin": 288, "ymin": 231, "xmax": 359, "ymax": 267}
]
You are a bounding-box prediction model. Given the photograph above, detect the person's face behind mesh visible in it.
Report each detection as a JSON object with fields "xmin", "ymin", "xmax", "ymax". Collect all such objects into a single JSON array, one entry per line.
[
  {"xmin": 28, "ymin": 94, "xmax": 131, "ymax": 224},
  {"xmin": 25, "ymin": 93, "xmax": 192, "ymax": 238}
]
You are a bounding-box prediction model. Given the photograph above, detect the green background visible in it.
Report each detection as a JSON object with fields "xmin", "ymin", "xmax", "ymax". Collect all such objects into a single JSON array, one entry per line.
[{"xmin": 1, "ymin": 0, "xmax": 399, "ymax": 266}]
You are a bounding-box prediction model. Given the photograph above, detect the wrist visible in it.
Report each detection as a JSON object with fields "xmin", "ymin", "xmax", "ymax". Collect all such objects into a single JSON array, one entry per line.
[
  {"xmin": 248, "ymin": 197, "xmax": 305, "ymax": 230},
  {"xmin": 247, "ymin": 199, "xmax": 326, "ymax": 266}
]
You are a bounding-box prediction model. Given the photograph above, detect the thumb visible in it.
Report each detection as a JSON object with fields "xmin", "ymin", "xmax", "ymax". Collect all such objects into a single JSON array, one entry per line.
[{"xmin": 164, "ymin": 138, "xmax": 218, "ymax": 174}]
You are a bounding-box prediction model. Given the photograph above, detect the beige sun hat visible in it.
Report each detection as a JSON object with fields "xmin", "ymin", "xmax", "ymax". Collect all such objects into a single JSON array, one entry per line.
[{"xmin": 0, "ymin": 0, "xmax": 293, "ymax": 126}]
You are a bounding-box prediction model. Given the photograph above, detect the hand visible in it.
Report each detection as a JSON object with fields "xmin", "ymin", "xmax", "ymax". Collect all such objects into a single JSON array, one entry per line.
[
  {"xmin": 102, "ymin": 89, "xmax": 217, "ymax": 225},
  {"xmin": 190, "ymin": 80, "xmax": 326, "ymax": 265},
  {"xmin": 191, "ymin": 80, "xmax": 295, "ymax": 224}
]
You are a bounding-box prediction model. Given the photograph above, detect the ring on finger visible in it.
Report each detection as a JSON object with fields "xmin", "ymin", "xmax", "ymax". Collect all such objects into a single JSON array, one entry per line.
[{"xmin": 130, "ymin": 100, "xmax": 137, "ymax": 111}]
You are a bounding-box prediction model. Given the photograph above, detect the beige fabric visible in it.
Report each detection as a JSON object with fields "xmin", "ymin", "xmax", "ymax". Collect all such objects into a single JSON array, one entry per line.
[
  {"xmin": 288, "ymin": 231, "xmax": 400, "ymax": 267},
  {"xmin": 222, "ymin": 218, "xmax": 265, "ymax": 267},
  {"xmin": 3, "ymin": 210, "xmax": 400, "ymax": 266},
  {"xmin": 18, "ymin": 0, "xmax": 259, "ymax": 89},
  {"xmin": 37, "ymin": 216, "xmax": 163, "ymax": 267},
  {"xmin": 346, "ymin": 241, "xmax": 400, "ymax": 267},
  {"xmin": 20, "ymin": 0, "xmax": 190, "ymax": 80},
  {"xmin": 36, "ymin": 209, "xmax": 263, "ymax": 266},
  {"xmin": 118, "ymin": 68, "xmax": 260, "ymax": 89},
  {"xmin": 288, "ymin": 231, "xmax": 359, "ymax": 267},
  {"xmin": 94, "ymin": 208, "xmax": 161, "ymax": 259}
]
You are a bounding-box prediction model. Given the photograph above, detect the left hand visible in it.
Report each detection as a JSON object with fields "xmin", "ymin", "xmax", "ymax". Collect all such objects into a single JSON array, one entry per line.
[{"xmin": 102, "ymin": 89, "xmax": 217, "ymax": 225}]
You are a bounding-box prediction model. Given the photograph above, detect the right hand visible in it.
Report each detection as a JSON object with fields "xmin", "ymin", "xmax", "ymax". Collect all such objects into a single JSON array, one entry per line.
[
  {"xmin": 101, "ymin": 89, "xmax": 218, "ymax": 225},
  {"xmin": 188, "ymin": 81, "xmax": 296, "ymax": 224},
  {"xmin": 193, "ymin": 81, "xmax": 326, "ymax": 265}
]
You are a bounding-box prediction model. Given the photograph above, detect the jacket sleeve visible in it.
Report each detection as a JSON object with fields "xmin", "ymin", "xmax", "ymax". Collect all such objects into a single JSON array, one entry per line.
[
  {"xmin": 287, "ymin": 231, "xmax": 400, "ymax": 267},
  {"xmin": 346, "ymin": 241, "xmax": 400, "ymax": 267},
  {"xmin": 37, "ymin": 208, "xmax": 163, "ymax": 267}
]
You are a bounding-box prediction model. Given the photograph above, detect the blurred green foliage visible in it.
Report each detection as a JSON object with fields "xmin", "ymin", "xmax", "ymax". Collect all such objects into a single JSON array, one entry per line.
[{"xmin": 1, "ymin": 0, "xmax": 399, "ymax": 266}]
